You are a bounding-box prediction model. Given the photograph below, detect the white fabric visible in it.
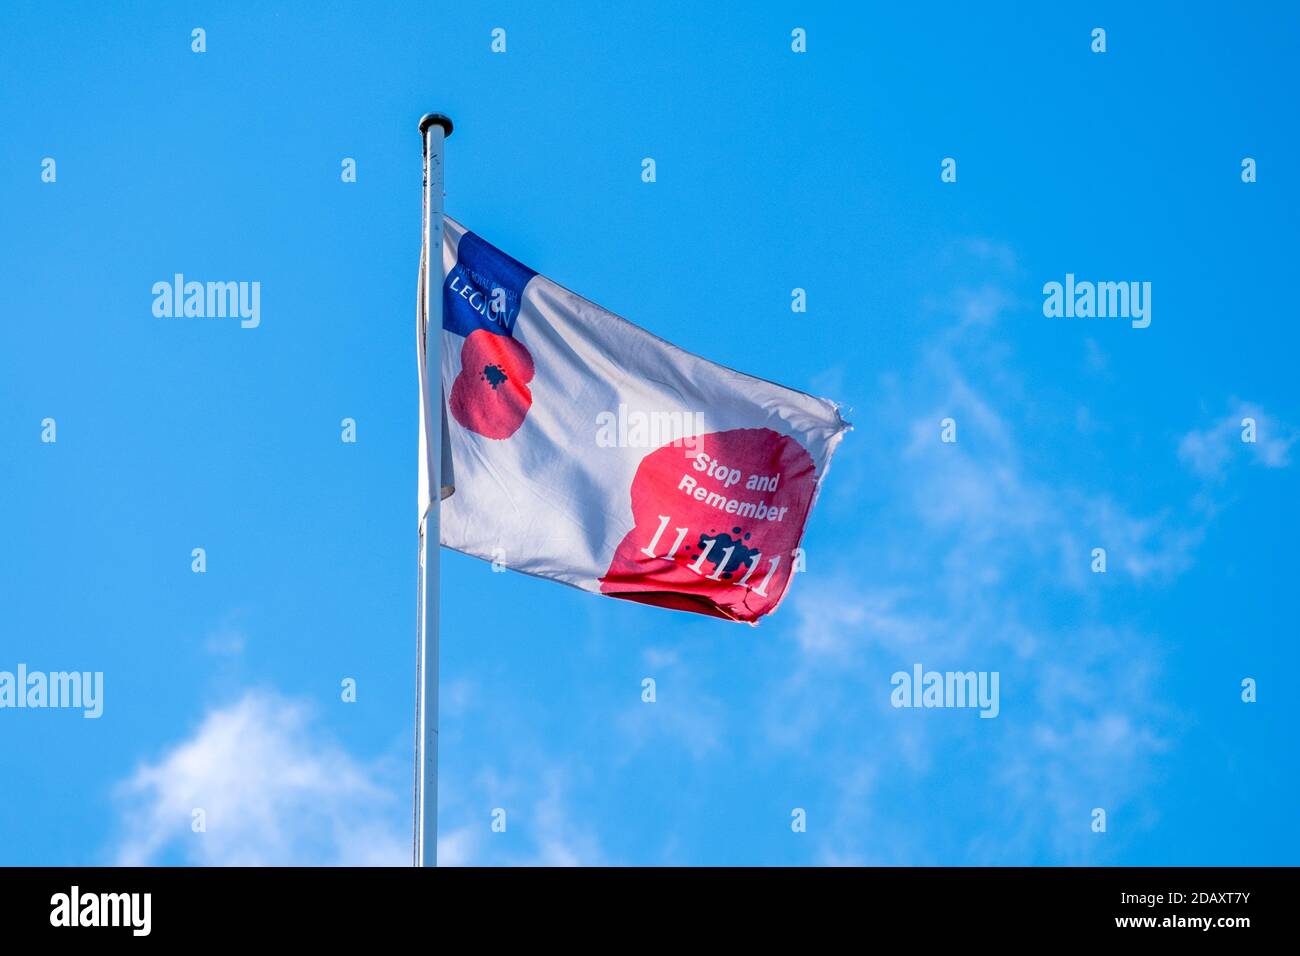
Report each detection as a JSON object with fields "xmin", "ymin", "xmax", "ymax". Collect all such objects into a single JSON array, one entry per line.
[{"xmin": 431, "ymin": 217, "xmax": 848, "ymax": 623}]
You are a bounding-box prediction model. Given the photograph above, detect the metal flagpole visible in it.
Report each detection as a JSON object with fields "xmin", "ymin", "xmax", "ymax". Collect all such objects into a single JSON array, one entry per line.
[{"xmin": 415, "ymin": 111, "xmax": 452, "ymax": 868}]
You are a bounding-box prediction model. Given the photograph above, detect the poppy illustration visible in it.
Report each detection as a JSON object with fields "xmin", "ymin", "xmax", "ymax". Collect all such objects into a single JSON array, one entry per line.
[
  {"xmin": 600, "ymin": 428, "xmax": 817, "ymax": 622},
  {"xmin": 449, "ymin": 329, "xmax": 536, "ymax": 440}
]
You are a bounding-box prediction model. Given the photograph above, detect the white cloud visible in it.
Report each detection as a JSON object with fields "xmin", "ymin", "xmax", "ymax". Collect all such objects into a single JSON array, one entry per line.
[
  {"xmin": 612, "ymin": 645, "xmax": 724, "ymax": 760},
  {"xmin": 897, "ymin": 361, "xmax": 1195, "ymax": 587},
  {"xmin": 202, "ymin": 622, "xmax": 246, "ymax": 657},
  {"xmin": 1083, "ymin": 496, "xmax": 1201, "ymax": 581},
  {"xmin": 437, "ymin": 766, "xmax": 606, "ymax": 867},
  {"xmin": 765, "ymin": 262, "xmax": 1194, "ymax": 864},
  {"xmin": 112, "ymin": 691, "xmax": 405, "ymax": 866},
  {"xmin": 436, "ymin": 822, "xmax": 480, "ymax": 867},
  {"xmin": 1178, "ymin": 402, "xmax": 1296, "ymax": 480},
  {"xmin": 959, "ymin": 237, "xmax": 1019, "ymax": 271},
  {"xmin": 790, "ymin": 584, "xmax": 930, "ymax": 661},
  {"xmin": 526, "ymin": 775, "xmax": 607, "ymax": 866},
  {"xmin": 1082, "ymin": 337, "xmax": 1109, "ymax": 375},
  {"xmin": 432, "ymin": 678, "xmax": 611, "ymax": 867}
]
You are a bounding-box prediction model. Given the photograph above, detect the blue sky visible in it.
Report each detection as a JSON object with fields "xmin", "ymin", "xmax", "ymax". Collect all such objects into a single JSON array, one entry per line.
[{"xmin": 1, "ymin": 1, "xmax": 1296, "ymax": 865}]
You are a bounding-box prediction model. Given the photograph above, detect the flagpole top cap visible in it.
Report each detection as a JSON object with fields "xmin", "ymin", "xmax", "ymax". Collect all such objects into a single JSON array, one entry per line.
[{"xmin": 419, "ymin": 113, "xmax": 454, "ymax": 138}]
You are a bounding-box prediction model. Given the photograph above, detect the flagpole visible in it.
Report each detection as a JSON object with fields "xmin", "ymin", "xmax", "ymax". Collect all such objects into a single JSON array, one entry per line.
[{"xmin": 415, "ymin": 111, "xmax": 452, "ymax": 868}]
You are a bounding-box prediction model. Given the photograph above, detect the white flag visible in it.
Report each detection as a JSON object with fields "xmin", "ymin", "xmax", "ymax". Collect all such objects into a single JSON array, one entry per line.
[{"xmin": 430, "ymin": 217, "xmax": 848, "ymax": 624}]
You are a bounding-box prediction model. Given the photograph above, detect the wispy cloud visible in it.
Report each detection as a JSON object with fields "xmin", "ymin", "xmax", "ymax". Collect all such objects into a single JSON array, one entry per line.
[
  {"xmin": 112, "ymin": 691, "xmax": 405, "ymax": 866},
  {"xmin": 202, "ymin": 618, "xmax": 247, "ymax": 657},
  {"xmin": 614, "ymin": 646, "xmax": 725, "ymax": 761},
  {"xmin": 1178, "ymin": 401, "xmax": 1296, "ymax": 480},
  {"xmin": 438, "ymin": 764, "xmax": 607, "ymax": 866},
  {"xmin": 434, "ymin": 675, "xmax": 612, "ymax": 866},
  {"xmin": 764, "ymin": 250, "xmax": 1190, "ymax": 864}
]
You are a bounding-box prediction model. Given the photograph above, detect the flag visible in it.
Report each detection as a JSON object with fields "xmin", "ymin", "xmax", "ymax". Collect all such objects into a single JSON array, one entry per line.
[{"xmin": 428, "ymin": 217, "xmax": 849, "ymax": 624}]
